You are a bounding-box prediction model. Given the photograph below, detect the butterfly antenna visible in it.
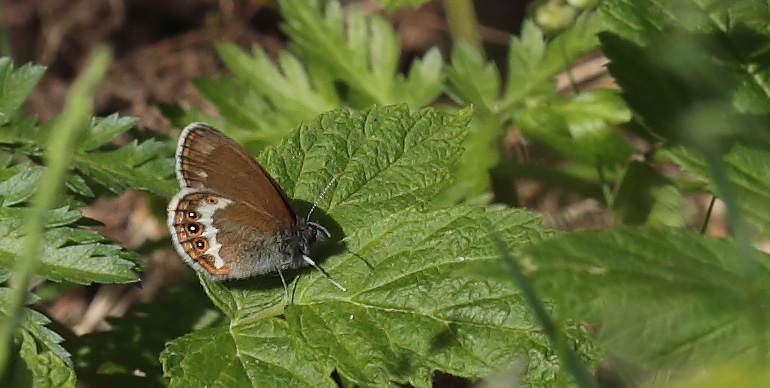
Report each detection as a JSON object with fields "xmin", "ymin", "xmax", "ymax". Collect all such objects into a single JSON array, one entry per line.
[
  {"xmin": 306, "ymin": 172, "xmax": 342, "ymax": 221},
  {"xmin": 302, "ymin": 255, "xmax": 347, "ymax": 291}
]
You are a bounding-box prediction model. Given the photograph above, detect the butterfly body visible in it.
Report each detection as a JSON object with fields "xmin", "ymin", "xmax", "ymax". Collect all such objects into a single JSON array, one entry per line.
[{"xmin": 166, "ymin": 123, "xmax": 331, "ymax": 282}]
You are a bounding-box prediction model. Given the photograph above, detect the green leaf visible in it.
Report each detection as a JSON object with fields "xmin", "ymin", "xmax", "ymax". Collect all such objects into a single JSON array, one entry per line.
[
  {"xmin": 162, "ymin": 318, "xmax": 335, "ymax": 388},
  {"xmin": 670, "ymin": 363, "xmax": 770, "ymax": 388},
  {"xmin": 611, "ymin": 160, "xmax": 688, "ymax": 227},
  {"xmin": 208, "ymin": 42, "xmax": 339, "ymax": 143},
  {"xmin": 0, "ymin": 206, "xmax": 140, "ymax": 284},
  {"xmin": 261, "ymin": 105, "xmax": 469, "ymax": 229},
  {"xmin": 77, "ymin": 114, "xmax": 137, "ymax": 152},
  {"xmin": 443, "ymin": 43, "xmax": 506, "ymax": 200},
  {"xmin": 280, "ymin": 0, "xmax": 442, "ymax": 108},
  {"xmin": 0, "ymin": 59, "xmax": 46, "ymax": 126},
  {"xmin": 502, "ymin": 15, "xmax": 602, "ymax": 110},
  {"xmin": 663, "ymin": 145, "xmax": 770, "ymax": 237},
  {"xmin": 162, "ymin": 105, "xmax": 596, "ymax": 387},
  {"xmin": 443, "ymin": 14, "xmax": 606, "ymax": 199},
  {"xmin": 285, "ymin": 207, "xmax": 557, "ymax": 387},
  {"xmin": 2, "ymin": 330, "xmax": 76, "ymax": 388},
  {"xmin": 219, "ymin": 42, "xmax": 337, "ymax": 116},
  {"xmin": 521, "ymin": 226, "xmax": 770, "ymax": 369},
  {"xmin": 435, "ymin": 114, "xmax": 500, "ymax": 204},
  {"xmin": 0, "ymin": 162, "xmax": 44, "ymax": 205},
  {"xmin": 513, "ymin": 88, "xmax": 634, "ymax": 166},
  {"xmin": 165, "ymin": 207, "xmax": 573, "ymax": 387},
  {"xmin": 73, "ymin": 136, "xmax": 175, "ymax": 197},
  {"xmin": 0, "ymin": 114, "xmax": 175, "ymax": 197},
  {"xmin": 0, "ymin": 288, "xmax": 71, "ymax": 368},
  {"xmin": 446, "ymin": 15, "xmax": 602, "ymax": 113},
  {"xmin": 445, "ymin": 42, "xmax": 501, "ymax": 113},
  {"xmin": 599, "ymin": 0, "xmax": 770, "ymax": 150}
]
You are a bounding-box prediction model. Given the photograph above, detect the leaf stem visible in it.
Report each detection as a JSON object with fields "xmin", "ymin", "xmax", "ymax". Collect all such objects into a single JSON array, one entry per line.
[
  {"xmin": 0, "ymin": 47, "xmax": 111, "ymax": 374},
  {"xmin": 560, "ymin": 39, "xmax": 579, "ymax": 96},
  {"xmin": 443, "ymin": 0, "xmax": 484, "ymax": 53},
  {"xmin": 699, "ymin": 195, "xmax": 716, "ymax": 235},
  {"xmin": 595, "ymin": 163, "xmax": 613, "ymax": 206}
]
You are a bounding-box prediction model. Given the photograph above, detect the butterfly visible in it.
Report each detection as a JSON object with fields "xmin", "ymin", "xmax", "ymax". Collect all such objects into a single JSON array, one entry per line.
[{"xmin": 166, "ymin": 123, "xmax": 345, "ymax": 299}]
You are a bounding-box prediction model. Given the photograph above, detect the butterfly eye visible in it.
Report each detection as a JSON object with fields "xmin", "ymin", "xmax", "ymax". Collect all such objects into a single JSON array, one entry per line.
[
  {"xmin": 193, "ymin": 238, "xmax": 208, "ymax": 251},
  {"xmin": 205, "ymin": 196, "xmax": 218, "ymax": 205},
  {"xmin": 186, "ymin": 211, "xmax": 200, "ymax": 220}
]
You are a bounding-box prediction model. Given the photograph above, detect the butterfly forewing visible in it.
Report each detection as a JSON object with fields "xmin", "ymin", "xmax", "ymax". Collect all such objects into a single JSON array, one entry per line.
[{"xmin": 175, "ymin": 123, "xmax": 296, "ymax": 229}]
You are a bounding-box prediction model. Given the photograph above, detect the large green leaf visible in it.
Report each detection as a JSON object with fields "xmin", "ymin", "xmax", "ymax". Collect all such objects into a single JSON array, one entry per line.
[
  {"xmin": 161, "ymin": 105, "xmax": 597, "ymax": 387},
  {"xmin": 520, "ymin": 226, "xmax": 770, "ymax": 369}
]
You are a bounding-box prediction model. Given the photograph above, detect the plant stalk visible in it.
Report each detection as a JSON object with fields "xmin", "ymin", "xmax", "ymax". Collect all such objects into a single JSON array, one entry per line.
[
  {"xmin": 443, "ymin": 0, "xmax": 484, "ymax": 53},
  {"xmin": 0, "ymin": 46, "xmax": 112, "ymax": 375}
]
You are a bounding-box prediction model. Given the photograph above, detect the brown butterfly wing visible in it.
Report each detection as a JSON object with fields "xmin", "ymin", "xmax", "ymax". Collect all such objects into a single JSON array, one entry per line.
[{"xmin": 175, "ymin": 123, "xmax": 296, "ymax": 231}]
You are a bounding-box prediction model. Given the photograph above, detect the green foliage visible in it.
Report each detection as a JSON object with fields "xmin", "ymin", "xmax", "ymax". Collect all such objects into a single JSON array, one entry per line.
[
  {"xmin": 0, "ymin": 52, "xmax": 171, "ymax": 383},
  {"xmin": 498, "ymin": 0, "xmax": 770, "ymax": 383},
  {"xmin": 0, "ymin": 59, "xmax": 148, "ymax": 287},
  {"xmin": 611, "ymin": 160, "xmax": 687, "ymax": 227},
  {"xmin": 71, "ymin": 284, "xmax": 222, "ymax": 388},
  {"xmin": 160, "ymin": 106, "xmax": 600, "ymax": 387},
  {"xmin": 443, "ymin": 14, "xmax": 623, "ymax": 201},
  {"xmin": 0, "ymin": 59, "xmax": 45, "ymax": 124},
  {"xmin": 173, "ymin": 0, "xmax": 614, "ymax": 205},
  {"xmin": 0, "ymin": 204, "xmax": 139, "ymax": 284},
  {"xmin": 519, "ymin": 226, "xmax": 770, "ymax": 370},
  {"xmin": 599, "ymin": 0, "xmax": 770, "ymax": 151},
  {"xmin": 6, "ymin": 0, "xmax": 769, "ymax": 385},
  {"xmin": 513, "ymin": 88, "xmax": 633, "ymax": 167},
  {"xmin": 2, "ymin": 115, "xmax": 175, "ymax": 198},
  {"xmin": 0, "ymin": 288, "xmax": 70, "ymax": 367},
  {"xmin": 663, "ymin": 145, "xmax": 770, "ymax": 236},
  {"xmin": 670, "ymin": 363, "xmax": 770, "ymax": 388},
  {"xmin": 2, "ymin": 330, "xmax": 76, "ymax": 388},
  {"xmin": 281, "ymin": 0, "xmax": 443, "ymax": 108},
  {"xmin": 169, "ymin": 0, "xmax": 443, "ymax": 153}
]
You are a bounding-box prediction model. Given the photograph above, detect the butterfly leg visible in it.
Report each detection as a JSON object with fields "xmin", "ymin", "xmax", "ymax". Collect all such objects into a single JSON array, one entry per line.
[
  {"xmin": 301, "ymin": 255, "xmax": 347, "ymax": 291},
  {"xmin": 277, "ymin": 267, "xmax": 289, "ymax": 305}
]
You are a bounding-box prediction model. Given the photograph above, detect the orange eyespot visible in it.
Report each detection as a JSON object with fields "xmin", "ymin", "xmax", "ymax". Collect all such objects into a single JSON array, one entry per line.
[
  {"xmin": 205, "ymin": 196, "xmax": 218, "ymax": 205},
  {"xmin": 193, "ymin": 238, "xmax": 208, "ymax": 251},
  {"xmin": 186, "ymin": 210, "xmax": 200, "ymax": 220},
  {"xmin": 187, "ymin": 223, "xmax": 203, "ymax": 236}
]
